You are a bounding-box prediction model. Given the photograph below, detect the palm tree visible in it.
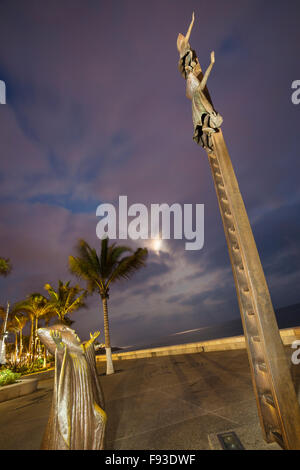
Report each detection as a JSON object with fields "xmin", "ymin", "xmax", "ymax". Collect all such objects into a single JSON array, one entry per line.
[
  {"xmin": 44, "ymin": 280, "xmax": 87, "ymax": 324},
  {"xmin": 7, "ymin": 317, "xmax": 20, "ymax": 363},
  {"xmin": 14, "ymin": 314, "xmax": 28, "ymax": 361},
  {"xmin": 0, "ymin": 305, "xmax": 7, "ymax": 332},
  {"xmin": 0, "ymin": 303, "xmax": 10, "ymax": 365},
  {"xmin": 0, "ymin": 259, "xmax": 12, "ymax": 364},
  {"xmin": 12, "ymin": 294, "xmax": 54, "ymax": 362},
  {"xmin": 69, "ymin": 238, "xmax": 148, "ymax": 375},
  {"xmin": 0, "ymin": 258, "xmax": 12, "ymax": 277}
]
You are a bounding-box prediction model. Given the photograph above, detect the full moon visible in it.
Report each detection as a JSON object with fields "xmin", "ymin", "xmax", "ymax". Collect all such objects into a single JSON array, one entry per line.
[{"xmin": 152, "ymin": 239, "xmax": 162, "ymax": 253}]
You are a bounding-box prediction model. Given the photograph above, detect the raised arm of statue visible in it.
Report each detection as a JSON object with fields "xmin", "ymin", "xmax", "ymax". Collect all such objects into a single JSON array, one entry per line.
[
  {"xmin": 177, "ymin": 12, "xmax": 195, "ymax": 58},
  {"xmin": 81, "ymin": 330, "xmax": 101, "ymax": 352},
  {"xmin": 200, "ymin": 51, "xmax": 215, "ymax": 90},
  {"xmin": 50, "ymin": 330, "xmax": 65, "ymax": 352}
]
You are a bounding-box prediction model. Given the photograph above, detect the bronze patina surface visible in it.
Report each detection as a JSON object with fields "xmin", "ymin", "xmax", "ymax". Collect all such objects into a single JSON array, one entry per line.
[
  {"xmin": 37, "ymin": 324, "xmax": 106, "ymax": 450},
  {"xmin": 177, "ymin": 14, "xmax": 300, "ymax": 450},
  {"xmin": 177, "ymin": 12, "xmax": 223, "ymax": 152}
]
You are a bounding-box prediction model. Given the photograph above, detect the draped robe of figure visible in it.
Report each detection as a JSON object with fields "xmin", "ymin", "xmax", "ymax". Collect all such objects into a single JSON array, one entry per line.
[{"xmin": 37, "ymin": 325, "xmax": 106, "ymax": 450}]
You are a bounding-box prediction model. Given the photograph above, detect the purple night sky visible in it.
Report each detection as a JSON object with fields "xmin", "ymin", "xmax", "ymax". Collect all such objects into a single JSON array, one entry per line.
[{"xmin": 0, "ymin": 0, "xmax": 300, "ymax": 348}]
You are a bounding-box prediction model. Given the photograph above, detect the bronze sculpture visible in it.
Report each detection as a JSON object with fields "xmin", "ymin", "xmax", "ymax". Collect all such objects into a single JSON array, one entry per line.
[
  {"xmin": 37, "ymin": 324, "xmax": 106, "ymax": 450},
  {"xmin": 177, "ymin": 12, "xmax": 223, "ymax": 153},
  {"xmin": 177, "ymin": 14, "xmax": 300, "ymax": 449}
]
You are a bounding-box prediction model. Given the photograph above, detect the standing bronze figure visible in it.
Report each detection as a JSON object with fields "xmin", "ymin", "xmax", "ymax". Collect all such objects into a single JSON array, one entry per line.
[
  {"xmin": 177, "ymin": 14, "xmax": 300, "ymax": 450},
  {"xmin": 37, "ymin": 324, "xmax": 106, "ymax": 450}
]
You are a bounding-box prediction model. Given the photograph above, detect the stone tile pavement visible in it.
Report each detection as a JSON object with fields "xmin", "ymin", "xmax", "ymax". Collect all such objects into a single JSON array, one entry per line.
[{"xmin": 0, "ymin": 348, "xmax": 298, "ymax": 450}]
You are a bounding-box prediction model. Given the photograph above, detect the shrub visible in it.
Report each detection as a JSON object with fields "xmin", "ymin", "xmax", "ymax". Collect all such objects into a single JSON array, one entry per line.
[
  {"xmin": 6, "ymin": 359, "xmax": 54, "ymax": 376},
  {"xmin": 0, "ymin": 369, "xmax": 21, "ymax": 387}
]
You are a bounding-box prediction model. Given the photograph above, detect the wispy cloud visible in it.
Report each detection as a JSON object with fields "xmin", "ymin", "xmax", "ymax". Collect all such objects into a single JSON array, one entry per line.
[{"xmin": 0, "ymin": 0, "xmax": 299, "ymax": 346}]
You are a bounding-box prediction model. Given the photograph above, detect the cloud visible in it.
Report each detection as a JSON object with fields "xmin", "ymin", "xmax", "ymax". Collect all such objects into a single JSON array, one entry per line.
[{"xmin": 0, "ymin": 0, "xmax": 299, "ymax": 347}]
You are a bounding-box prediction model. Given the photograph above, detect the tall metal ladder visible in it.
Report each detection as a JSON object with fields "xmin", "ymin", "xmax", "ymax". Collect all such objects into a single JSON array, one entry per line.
[{"xmin": 206, "ymin": 130, "xmax": 300, "ymax": 449}]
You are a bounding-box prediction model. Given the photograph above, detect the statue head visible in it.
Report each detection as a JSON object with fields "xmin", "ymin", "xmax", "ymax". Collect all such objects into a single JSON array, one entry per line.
[{"xmin": 37, "ymin": 324, "xmax": 82, "ymax": 356}]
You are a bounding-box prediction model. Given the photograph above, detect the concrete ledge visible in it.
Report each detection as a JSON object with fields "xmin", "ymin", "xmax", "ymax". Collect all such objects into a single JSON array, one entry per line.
[
  {"xmin": 0, "ymin": 378, "xmax": 38, "ymax": 403},
  {"xmin": 96, "ymin": 327, "xmax": 300, "ymax": 362},
  {"xmin": 22, "ymin": 368, "xmax": 54, "ymax": 381}
]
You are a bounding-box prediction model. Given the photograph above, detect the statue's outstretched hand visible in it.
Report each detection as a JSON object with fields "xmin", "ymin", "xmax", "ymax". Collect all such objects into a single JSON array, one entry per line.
[
  {"xmin": 50, "ymin": 330, "xmax": 64, "ymax": 350},
  {"xmin": 90, "ymin": 331, "xmax": 100, "ymax": 341},
  {"xmin": 177, "ymin": 12, "xmax": 195, "ymax": 56},
  {"xmin": 211, "ymin": 51, "xmax": 215, "ymax": 64},
  {"xmin": 81, "ymin": 330, "xmax": 101, "ymax": 351}
]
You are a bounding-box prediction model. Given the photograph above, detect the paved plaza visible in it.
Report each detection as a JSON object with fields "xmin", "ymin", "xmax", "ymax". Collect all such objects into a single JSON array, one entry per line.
[{"xmin": 0, "ymin": 348, "xmax": 298, "ymax": 450}]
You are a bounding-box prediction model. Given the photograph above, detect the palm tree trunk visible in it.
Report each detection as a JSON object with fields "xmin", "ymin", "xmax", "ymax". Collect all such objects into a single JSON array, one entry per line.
[
  {"xmin": 32, "ymin": 316, "xmax": 38, "ymax": 361},
  {"xmin": 43, "ymin": 317, "xmax": 50, "ymax": 368},
  {"xmin": 20, "ymin": 329, "xmax": 23, "ymax": 358},
  {"xmin": 101, "ymin": 297, "xmax": 114, "ymax": 375},
  {"xmin": 35, "ymin": 316, "xmax": 40, "ymax": 359},
  {"xmin": 29, "ymin": 318, "xmax": 34, "ymax": 363},
  {"xmin": 14, "ymin": 333, "xmax": 18, "ymax": 363}
]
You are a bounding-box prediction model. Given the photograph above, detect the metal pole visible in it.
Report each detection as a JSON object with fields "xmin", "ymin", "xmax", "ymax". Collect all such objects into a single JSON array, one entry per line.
[
  {"xmin": 177, "ymin": 14, "xmax": 300, "ymax": 449},
  {"xmin": 208, "ymin": 131, "xmax": 300, "ymax": 449}
]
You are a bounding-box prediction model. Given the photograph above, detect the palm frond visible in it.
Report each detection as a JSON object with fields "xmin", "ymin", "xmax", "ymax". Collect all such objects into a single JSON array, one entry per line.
[
  {"xmin": 44, "ymin": 280, "xmax": 87, "ymax": 321},
  {"xmin": 10, "ymin": 293, "xmax": 54, "ymax": 322},
  {"xmin": 69, "ymin": 255, "xmax": 99, "ymax": 292},
  {"xmin": 108, "ymin": 248, "xmax": 148, "ymax": 284},
  {"xmin": 0, "ymin": 257, "xmax": 12, "ymax": 277},
  {"xmin": 70, "ymin": 238, "xmax": 148, "ymax": 296}
]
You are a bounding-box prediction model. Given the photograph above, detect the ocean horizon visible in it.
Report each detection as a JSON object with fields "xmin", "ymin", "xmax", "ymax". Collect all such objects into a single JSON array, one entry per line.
[{"xmin": 119, "ymin": 302, "xmax": 300, "ymax": 353}]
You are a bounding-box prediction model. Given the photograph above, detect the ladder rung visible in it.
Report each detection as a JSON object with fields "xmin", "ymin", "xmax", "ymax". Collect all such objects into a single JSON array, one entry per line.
[
  {"xmin": 252, "ymin": 336, "xmax": 261, "ymax": 343},
  {"xmin": 263, "ymin": 394, "xmax": 275, "ymax": 407},
  {"xmin": 270, "ymin": 431, "xmax": 284, "ymax": 448},
  {"xmin": 257, "ymin": 362, "xmax": 267, "ymax": 373}
]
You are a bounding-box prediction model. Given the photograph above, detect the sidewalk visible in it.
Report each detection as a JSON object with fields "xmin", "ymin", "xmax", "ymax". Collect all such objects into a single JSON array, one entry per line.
[{"xmin": 0, "ymin": 348, "xmax": 298, "ymax": 450}]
